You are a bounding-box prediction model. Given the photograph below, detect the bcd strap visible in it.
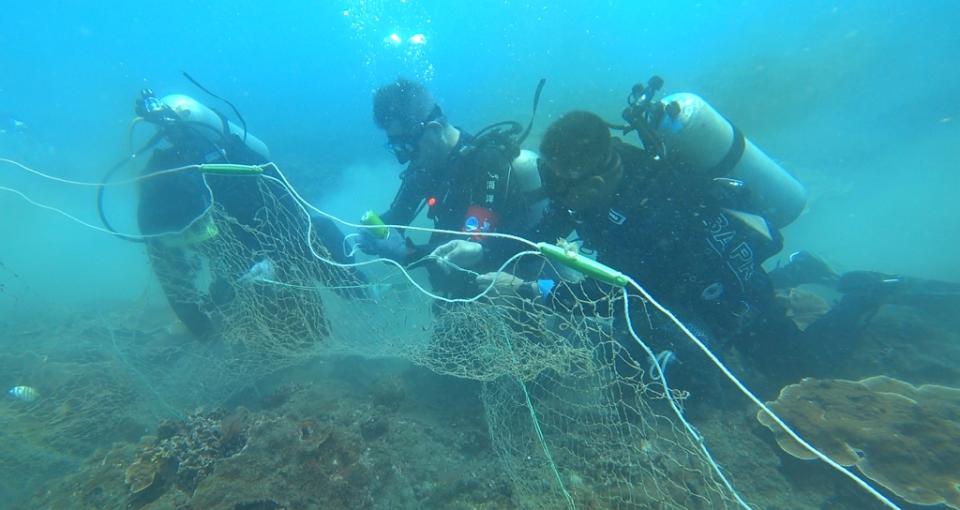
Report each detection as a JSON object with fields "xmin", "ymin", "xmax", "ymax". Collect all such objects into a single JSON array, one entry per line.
[
  {"xmin": 214, "ymin": 109, "xmax": 233, "ymax": 146},
  {"xmin": 709, "ymin": 123, "xmax": 746, "ymax": 178},
  {"xmin": 468, "ymin": 132, "xmax": 517, "ymax": 208}
]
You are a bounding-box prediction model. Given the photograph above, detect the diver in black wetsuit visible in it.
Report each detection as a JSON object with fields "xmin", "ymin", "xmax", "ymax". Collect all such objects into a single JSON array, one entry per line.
[
  {"xmin": 477, "ymin": 110, "xmax": 946, "ymax": 381},
  {"xmin": 522, "ymin": 111, "xmax": 792, "ymax": 350},
  {"xmin": 362, "ymin": 78, "xmax": 547, "ymax": 298},
  {"xmin": 130, "ymin": 90, "xmax": 365, "ymax": 340},
  {"xmin": 769, "ymin": 251, "xmax": 960, "ymax": 347}
]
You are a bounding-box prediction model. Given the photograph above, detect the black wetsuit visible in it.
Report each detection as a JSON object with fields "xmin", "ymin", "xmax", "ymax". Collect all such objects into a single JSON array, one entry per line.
[
  {"xmin": 533, "ymin": 139, "xmax": 795, "ymax": 352},
  {"xmin": 137, "ymin": 131, "xmax": 364, "ymax": 340},
  {"xmin": 380, "ymin": 132, "xmax": 544, "ymax": 297}
]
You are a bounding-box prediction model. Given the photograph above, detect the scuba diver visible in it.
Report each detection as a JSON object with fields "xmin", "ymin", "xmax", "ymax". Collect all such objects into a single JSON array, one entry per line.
[
  {"xmin": 362, "ymin": 78, "xmax": 548, "ymax": 297},
  {"xmin": 476, "ymin": 77, "xmax": 928, "ymax": 381},
  {"xmin": 100, "ymin": 84, "xmax": 366, "ymax": 341},
  {"xmin": 512, "ymin": 109, "xmax": 796, "ymax": 351},
  {"xmin": 770, "ymin": 250, "xmax": 960, "ymax": 337}
]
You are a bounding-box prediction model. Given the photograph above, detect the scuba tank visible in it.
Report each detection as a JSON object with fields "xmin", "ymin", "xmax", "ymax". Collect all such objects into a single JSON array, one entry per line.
[
  {"xmin": 98, "ymin": 84, "xmax": 271, "ymax": 242},
  {"xmin": 151, "ymin": 94, "xmax": 271, "ymax": 161},
  {"xmin": 623, "ymin": 77, "xmax": 807, "ymax": 229}
]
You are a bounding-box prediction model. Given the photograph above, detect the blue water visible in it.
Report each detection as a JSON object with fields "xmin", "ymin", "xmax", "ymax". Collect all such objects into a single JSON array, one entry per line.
[
  {"xmin": 1, "ymin": 1, "xmax": 958, "ymax": 507},
  {"xmin": 2, "ymin": 1, "xmax": 957, "ymax": 310}
]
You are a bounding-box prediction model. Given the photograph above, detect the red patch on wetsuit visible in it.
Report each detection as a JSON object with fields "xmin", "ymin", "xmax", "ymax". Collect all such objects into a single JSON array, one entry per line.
[{"xmin": 463, "ymin": 206, "xmax": 498, "ymax": 242}]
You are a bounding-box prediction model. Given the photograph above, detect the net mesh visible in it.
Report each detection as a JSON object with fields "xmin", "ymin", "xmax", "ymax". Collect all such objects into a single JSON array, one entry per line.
[
  {"xmin": 110, "ymin": 165, "xmax": 742, "ymax": 508},
  {"xmin": 2, "ymin": 160, "xmax": 899, "ymax": 509}
]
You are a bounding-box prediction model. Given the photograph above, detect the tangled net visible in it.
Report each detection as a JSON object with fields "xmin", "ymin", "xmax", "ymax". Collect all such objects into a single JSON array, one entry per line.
[{"xmin": 1, "ymin": 158, "xmax": 902, "ymax": 509}]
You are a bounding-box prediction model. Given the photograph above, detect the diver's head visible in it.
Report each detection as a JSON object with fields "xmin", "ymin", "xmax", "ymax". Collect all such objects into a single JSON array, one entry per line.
[
  {"xmin": 539, "ymin": 111, "xmax": 623, "ymax": 211},
  {"xmin": 373, "ymin": 78, "xmax": 456, "ymax": 167}
]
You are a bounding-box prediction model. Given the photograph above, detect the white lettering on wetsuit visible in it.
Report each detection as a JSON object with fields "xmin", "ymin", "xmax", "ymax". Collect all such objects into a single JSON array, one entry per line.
[
  {"xmin": 704, "ymin": 212, "xmax": 755, "ymax": 291},
  {"xmin": 607, "ymin": 208, "xmax": 627, "ymax": 225}
]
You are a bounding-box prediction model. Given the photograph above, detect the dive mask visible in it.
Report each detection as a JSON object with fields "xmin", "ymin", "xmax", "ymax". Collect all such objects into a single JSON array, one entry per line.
[
  {"xmin": 385, "ymin": 105, "xmax": 442, "ymax": 165},
  {"xmin": 539, "ymin": 149, "xmax": 622, "ymax": 210}
]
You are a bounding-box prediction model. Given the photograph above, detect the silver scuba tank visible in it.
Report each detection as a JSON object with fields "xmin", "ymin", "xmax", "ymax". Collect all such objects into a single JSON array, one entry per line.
[
  {"xmin": 655, "ymin": 92, "xmax": 806, "ymax": 228},
  {"xmin": 160, "ymin": 94, "xmax": 271, "ymax": 161}
]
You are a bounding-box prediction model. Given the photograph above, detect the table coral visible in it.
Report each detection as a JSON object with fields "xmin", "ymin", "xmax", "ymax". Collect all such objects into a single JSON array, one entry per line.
[{"xmin": 757, "ymin": 376, "xmax": 960, "ymax": 508}]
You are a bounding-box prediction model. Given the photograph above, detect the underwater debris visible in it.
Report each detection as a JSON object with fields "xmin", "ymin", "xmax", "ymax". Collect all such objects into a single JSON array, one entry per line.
[{"xmin": 758, "ymin": 376, "xmax": 960, "ymax": 509}]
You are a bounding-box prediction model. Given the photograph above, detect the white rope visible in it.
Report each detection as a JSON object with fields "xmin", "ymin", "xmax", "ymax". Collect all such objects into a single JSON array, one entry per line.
[
  {"xmin": 1, "ymin": 157, "xmax": 903, "ymax": 509},
  {"xmin": 621, "ymin": 289, "xmax": 753, "ymax": 510},
  {"xmin": 622, "ymin": 276, "xmax": 902, "ymax": 510}
]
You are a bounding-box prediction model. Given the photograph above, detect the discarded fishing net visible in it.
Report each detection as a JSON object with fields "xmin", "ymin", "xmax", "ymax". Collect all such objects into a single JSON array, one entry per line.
[
  {"xmin": 120, "ymin": 167, "xmax": 368, "ymax": 409},
  {"xmin": 2, "ymin": 159, "xmax": 905, "ymax": 509}
]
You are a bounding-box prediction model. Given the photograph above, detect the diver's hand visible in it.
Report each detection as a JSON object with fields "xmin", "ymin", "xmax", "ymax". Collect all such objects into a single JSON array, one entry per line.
[
  {"xmin": 357, "ymin": 228, "xmax": 407, "ymax": 262},
  {"xmin": 476, "ymin": 272, "xmax": 532, "ymax": 298},
  {"xmin": 431, "ymin": 240, "xmax": 483, "ymax": 274}
]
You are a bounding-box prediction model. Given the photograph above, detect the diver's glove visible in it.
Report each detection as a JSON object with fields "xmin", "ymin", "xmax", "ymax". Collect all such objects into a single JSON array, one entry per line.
[
  {"xmin": 240, "ymin": 258, "xmax": 277, "ymax": 284},
  {"xmin": 475, "ymin": 272, "xmax": 555, "ymax": 301},
  {"xmin": 357, "ymin": 228, "xmax": 408, "ymax": 262},
  {"xmin": 770, "ymin": 251, "xmax": 839, "ymax": 288},
  {"xmin": 431, "ymin": 240, "xmax": 484, "ymax": 274},
  {"xmin": 476, "ymin": 272, "xmax": 526, "ymax": 297}
]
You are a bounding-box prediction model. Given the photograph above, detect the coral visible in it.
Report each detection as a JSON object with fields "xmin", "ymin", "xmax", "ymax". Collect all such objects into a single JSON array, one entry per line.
[
  {"xmin": 124, "ymin": 456, "xmax": 160, "ymax": 495},
  {"xmin": 35, "ymin": 367, "xmax": 517, "ymax": 509},
  {"xmin": 126, "ymin": 408, "xmax": 250, "ymax": 495},
  {"xmin": 775, "ymin": 287, "xmax": 830, "ymax": 331},
  {"xmin": 757, "ymin": 376, "xmax": 960, "ymax": 509},
  {"xmin": 186, "ymin": 411, "xmax": 378, "ymax": 509}
]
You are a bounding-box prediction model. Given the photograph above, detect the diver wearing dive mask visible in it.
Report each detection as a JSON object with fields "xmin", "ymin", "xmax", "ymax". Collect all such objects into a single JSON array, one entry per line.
[
  {"xmin": 384, "ymin": 104, "xmax": 443, "ymax": 165},
  {"xmin": 494, "ymin": 110, "xmax": 789, "ymax": 352},
  {"xmin": 366, "ymin": 78, "xmax": 546, "ymax": 299},
  {"xmin": 539, "ymin": 146, "xmax": 624, "ymax": 212}
]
